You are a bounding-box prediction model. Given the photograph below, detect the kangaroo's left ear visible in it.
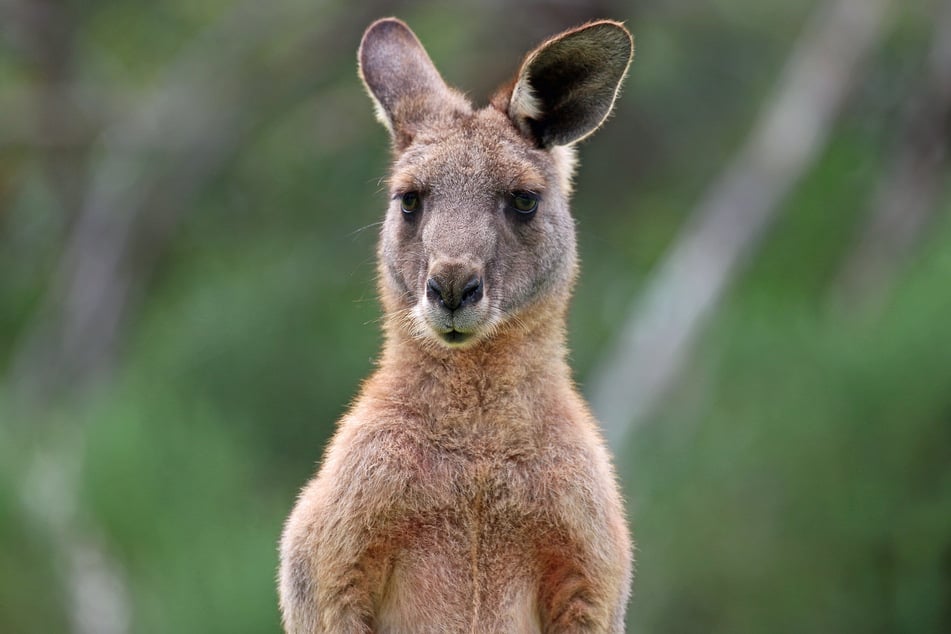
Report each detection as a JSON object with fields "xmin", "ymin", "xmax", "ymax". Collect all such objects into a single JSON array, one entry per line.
[{"xmin": 502, "ymin": 21, "xmax": 633, "ymax": 148}]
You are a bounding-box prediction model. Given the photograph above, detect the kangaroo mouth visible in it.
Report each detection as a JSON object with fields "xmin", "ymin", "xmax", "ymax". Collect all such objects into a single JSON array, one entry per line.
[
  {"xmin": 440, "ymin": 329, "xmax": 473, "ymax": 346},
  {"xmin": 419, "ymin": 298, "xmax": 490, "ymax": 348}
]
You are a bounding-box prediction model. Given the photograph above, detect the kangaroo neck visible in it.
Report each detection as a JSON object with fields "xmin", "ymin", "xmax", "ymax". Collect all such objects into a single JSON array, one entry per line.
[{"xmin": 378, "ymin": 309, "xmax": 571, "ymax": 403}]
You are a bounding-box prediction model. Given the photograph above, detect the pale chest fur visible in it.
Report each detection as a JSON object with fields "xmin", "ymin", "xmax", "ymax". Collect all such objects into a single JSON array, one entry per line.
[{"xmin": 342, "ymin": 383, "xmax": 601, "ymax": 633}]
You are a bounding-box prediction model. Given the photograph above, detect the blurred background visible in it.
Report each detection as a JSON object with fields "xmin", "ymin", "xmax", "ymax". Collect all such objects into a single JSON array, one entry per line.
[{"xmin": 1, "ymin": 0, "xmax": 949, "ymax": 632}]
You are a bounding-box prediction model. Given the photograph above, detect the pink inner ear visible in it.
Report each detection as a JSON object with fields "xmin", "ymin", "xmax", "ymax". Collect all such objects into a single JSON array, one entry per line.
[
  {"xmin": 359, "ymin": 20, "xmax": 437, "ymax": 117},
  {"xmin": 358, "ymin": 18, "xmax": 475, "ymax": 147}
]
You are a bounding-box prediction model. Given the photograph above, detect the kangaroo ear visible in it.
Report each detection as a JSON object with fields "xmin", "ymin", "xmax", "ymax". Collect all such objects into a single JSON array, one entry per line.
[
  {"xmin": 505, "ymin": 21, "xmax": 633, "ymax": 147},
  {"xmin": 358, "ymin": 18, "xmax": 468, "ymax": 148}
]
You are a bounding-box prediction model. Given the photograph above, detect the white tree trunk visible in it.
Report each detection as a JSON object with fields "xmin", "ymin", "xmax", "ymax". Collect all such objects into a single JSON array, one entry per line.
[{"xmin": 588, "ymin": 0, "xmax": 893, "ymax": 448}]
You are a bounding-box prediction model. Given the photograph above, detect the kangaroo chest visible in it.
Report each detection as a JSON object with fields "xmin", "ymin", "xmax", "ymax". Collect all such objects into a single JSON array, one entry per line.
[{"xmin": 377, "ymin": 427, "xmax": 560, "ymax": 633}]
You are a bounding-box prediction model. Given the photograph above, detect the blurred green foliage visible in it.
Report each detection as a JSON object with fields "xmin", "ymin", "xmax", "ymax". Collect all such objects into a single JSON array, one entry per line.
[{"xmin": 1, "ymin": 1, "xmax": 949, "ymax": 632}]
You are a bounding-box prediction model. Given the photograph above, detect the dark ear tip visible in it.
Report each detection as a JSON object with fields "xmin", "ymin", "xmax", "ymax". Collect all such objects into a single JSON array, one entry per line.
[
  {"xmin": 578, "ymin": 20, "xmax": 634, "ymax": 57},
  {"xmin": 580, "ymin": 19, "xmax": 631, "ymax": 36}
]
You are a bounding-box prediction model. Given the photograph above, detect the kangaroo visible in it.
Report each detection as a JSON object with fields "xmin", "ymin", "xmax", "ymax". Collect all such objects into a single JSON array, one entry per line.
[{"xmin": 279, "ymin": 17, "xmax": 634, "ymax": 633}]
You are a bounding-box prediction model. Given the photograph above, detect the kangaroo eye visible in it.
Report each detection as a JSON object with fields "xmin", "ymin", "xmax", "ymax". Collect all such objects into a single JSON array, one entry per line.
[
  {"xmin": 400, "ymin": 191, "xmax": 421, "ymax": 214},
  {"xmin": 511, "ymin": 192, "xmax": 539, "ymax": 215}
]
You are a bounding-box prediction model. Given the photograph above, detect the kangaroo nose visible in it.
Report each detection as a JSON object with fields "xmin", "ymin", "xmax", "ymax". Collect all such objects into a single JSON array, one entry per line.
[{"xmin": 427, "ymin": 273, "xmax": 483, "ymax": 311}]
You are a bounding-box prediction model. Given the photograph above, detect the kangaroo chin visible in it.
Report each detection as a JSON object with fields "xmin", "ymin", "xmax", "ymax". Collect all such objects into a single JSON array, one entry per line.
[{"xmin": 279, "ymin": 17, "xmax": 635, "ymax": 633}]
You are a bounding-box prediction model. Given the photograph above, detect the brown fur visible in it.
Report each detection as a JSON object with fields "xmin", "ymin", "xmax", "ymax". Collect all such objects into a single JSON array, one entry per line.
[{"xmin": 279, "ymin": 17, "xmax": 634, "ymax": 633}]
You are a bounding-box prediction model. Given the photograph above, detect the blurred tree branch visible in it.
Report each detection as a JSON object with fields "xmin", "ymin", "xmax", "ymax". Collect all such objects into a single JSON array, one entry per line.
[
  {"xmin": 2, "ymin": 0, "xmax": 91, "ymax": 220},
  {"xmin": 832, "ymin": 0, "xmax": 951, "ymax": 312},
  {"xmin": 5, "ymin": 2, "xmax": 380, "ymax": 632},
  {"xmin": 6, "ymin": 0, "xmax": 379, "ymax": 404},
  {"xmin": 588, "ymin": 0, "xmax": 893, "ymax": 448},
  {"xmin": 4, "ymin": 3, "xmax": 128, "ymax": 633}
]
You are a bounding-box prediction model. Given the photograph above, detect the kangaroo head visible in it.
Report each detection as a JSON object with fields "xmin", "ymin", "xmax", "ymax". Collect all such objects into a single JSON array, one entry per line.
[{"xmin": 359, "ymin": 18, "xmax": 632, "ymax": 349}]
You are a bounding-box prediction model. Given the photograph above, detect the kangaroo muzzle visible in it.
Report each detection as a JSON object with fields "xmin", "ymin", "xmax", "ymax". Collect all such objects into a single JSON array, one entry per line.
[{"xmin": 421, "ymin": 259, "xmax": 490, "ymax": 346}]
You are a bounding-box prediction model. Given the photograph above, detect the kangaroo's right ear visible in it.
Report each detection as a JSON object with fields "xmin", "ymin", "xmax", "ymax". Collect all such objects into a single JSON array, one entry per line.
[{"xmin": 358, "ymin": 18, "xmax": 467, "ymax": 149}]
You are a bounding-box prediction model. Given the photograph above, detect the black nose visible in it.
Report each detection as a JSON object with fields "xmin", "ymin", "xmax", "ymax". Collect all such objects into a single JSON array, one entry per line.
[{"xmin": 427, "ymin": 274, "xmax": 483, "ymax": 311}]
